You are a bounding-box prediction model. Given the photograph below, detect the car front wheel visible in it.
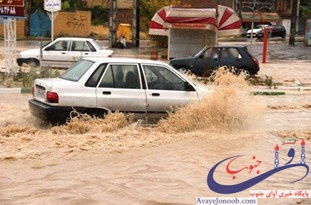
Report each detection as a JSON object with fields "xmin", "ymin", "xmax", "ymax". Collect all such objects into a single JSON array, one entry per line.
[{"xmin": 27, "ymin": 58, "xmax": 40, "ymax": 67}]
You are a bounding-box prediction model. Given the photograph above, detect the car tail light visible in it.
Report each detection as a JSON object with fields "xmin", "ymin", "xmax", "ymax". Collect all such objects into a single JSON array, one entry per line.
[
  {"xmin": 46, "ymin": 91, "xmax": 59, "ymax": 103},
  {"xmin": 251, "ymin": 56, "xmax": 259, "ymax": 66}
]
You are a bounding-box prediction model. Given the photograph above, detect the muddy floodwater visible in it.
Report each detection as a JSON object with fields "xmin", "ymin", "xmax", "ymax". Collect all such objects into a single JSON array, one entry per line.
[{"xmin": 0, "ymin": 45, "xmax": 311, "ymax": 204}]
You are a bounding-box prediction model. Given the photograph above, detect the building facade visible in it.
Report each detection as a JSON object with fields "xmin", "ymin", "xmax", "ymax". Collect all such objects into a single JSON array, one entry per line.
[{"xmin": 178, "ymin": 0, "xmax": 294, "ymax": 33}]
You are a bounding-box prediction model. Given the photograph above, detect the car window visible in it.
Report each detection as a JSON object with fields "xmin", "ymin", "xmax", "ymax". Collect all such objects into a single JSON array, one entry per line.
[
  {"xmin": 99, "ymin": 64, "xmax": 140, "ymax": 89},
  {"xmin": 143, "ymin": 65, "xmax": 186, "ymax": 91},
  {"xmin": 60, "ymin": 60, "xmax": 95, "ymax": 82},
  {"xmin": 89, "ymin": 39, "xmax": 103, "ymax": 51},
  {"xmin": 200, "ymin": 47, "xmax": 218, "ymax": 58},
  {"xmin": 45, "ymin": 40, "xmax": 70, "ymax": 51},
  {"xmin": 85, "ymin": 63, "xmax": 107, "ymax": 87},
  {"xmin": 71, "ymin": 41, "xmax": 90, "ymax": 52},
  {"xmin": 210, "ymin": 47, "xmax": 219, "ymax": 58},
  {"xmin": 202, "ymin": 47, "xmax": 212, "ymax": 58},
  {"xmin": 220, "ymin": 48, "xmax": 241, "ymax": 58},
  {"xmin": 87, "ymin": 41, "xmax": 96, "ymax": 52}
]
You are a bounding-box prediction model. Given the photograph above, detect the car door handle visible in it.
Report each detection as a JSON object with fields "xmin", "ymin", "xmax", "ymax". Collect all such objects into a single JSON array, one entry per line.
[
  {"xmin": 102, "ymin": 91, "xmax": 111, "ymax": 95},
  {"xmin": 84, "ymin": 53, "xmax": 89, "ymax": 55},
  {"xmin": 61, "ymin": 52, "xmax": 66, "ymax": 54},
  {"xmin": 152, "ymin": 93, "xmax": 160, "ymax": 96}
]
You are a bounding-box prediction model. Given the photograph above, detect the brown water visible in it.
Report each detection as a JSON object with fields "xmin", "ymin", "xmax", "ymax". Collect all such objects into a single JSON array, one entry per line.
[{"xmin": 0, "ymin": 69, "xmax": 310, "ymax": 205}]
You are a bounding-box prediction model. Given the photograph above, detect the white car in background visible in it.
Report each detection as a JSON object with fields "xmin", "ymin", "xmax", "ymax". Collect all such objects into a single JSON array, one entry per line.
[
  {"xmin": 246, "ymin": 24, "xmax": 270, "ymax": 38},
  {"xmin": 29, "ymin": 58, "xmax": 210, "ymax": 123},
  {"xmin": 17, "ymin": 37, "xmax": 113, "ymax": 68}
]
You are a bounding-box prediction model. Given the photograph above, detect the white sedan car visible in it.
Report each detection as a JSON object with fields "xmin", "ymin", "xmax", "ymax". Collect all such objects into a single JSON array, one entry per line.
[
  {"xmin": 246, "ymin": 24, "xmax": 270, "ymax": 38},
  {"xmin": 29, "ymin": 58, "xmax": 210, "ymax": 123},
  {"xmin": 17, "ymin": 37, "xmax": 113, "ymax": 68}
]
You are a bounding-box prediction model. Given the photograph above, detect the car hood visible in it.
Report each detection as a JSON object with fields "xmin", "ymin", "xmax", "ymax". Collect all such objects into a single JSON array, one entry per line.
[
  {"xmin": 98, "ymin": 49, "xmax": 114, "ymax": 56},
  {"xmin": 19, "ymin": 48, "xmax": 40, "ymax": 57},
  {"xmin": 195, "ymin": 85, "xmax": 211, "ymax": 99},
  {"xmin": 170, "ymin": 56, "xmax": 194, "ymax": 64}
]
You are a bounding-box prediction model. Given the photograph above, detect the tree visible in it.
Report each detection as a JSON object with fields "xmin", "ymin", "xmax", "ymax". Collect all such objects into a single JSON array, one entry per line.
[{"xmin": 300, "ymin": 5, "xmax": 311, "ymax": 23}]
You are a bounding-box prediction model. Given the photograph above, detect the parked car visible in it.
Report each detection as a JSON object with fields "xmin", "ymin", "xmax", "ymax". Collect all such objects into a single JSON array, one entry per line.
[
  {"xmin": 246, "ymin": 24, "xmax": 270, "ymax": 38},
  {"xmin": 169, "ymin": 45, "xmax": 260, "ymax": 76},
  {"xmin": 17, "ymin": 37, "xmax": 113, "ymax": 68},
  {"xmin": 29, "ymin": 58, "xmax": 211, "ymax": 123},
  {"xmin": 257, "ymin": 25, "xmax": 286, "ymax": 39}
]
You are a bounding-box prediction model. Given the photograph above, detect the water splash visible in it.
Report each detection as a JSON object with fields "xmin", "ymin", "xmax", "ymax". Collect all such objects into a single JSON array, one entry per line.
[{"xmin": 157, "ymin": 67, "xmax": 263, "ymax": 133}]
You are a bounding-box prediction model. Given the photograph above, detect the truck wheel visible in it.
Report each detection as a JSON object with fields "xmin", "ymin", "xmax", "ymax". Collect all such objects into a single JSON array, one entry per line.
[{"xmin": 27, "ymin": 59, "xmax": 40, "ymax": 67}]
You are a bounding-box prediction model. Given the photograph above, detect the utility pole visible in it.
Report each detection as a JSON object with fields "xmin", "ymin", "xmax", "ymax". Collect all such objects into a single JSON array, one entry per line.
[
  {"xmin": 109, "ymin": 0, "xmax": 117, "ymax": 48},
  {"xmin": 132, "ymin": 0, "xmax": 140, "ymax": 47},
  {"xmin": 289, "ymin": 0, "xmax": 298, "ymax": 46},
  {"xmin": 250, "ymin": 0, "xmax": 257, "ymax": 49}
]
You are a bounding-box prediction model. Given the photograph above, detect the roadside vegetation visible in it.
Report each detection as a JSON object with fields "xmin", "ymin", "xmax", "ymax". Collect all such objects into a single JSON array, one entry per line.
[{"xmin": 0, "ymin": 67, "xmax": 61, "ymax": 88}]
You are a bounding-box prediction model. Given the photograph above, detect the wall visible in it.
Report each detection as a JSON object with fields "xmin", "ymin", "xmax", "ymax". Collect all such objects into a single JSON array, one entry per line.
[
  {"xmin": 0, "ymin": 19, "xmax": 26, "ymax": 38},
  {"xmin": 85, "ymin": 0, "xmax": 109, "ymax": 8},
  {"xmin": 116, "ymin": 9, "xmax": 132, "ymax": 26},
  {"xmin": 169, "ymin": 29, "xmax": 216, "ymax": 59},
  {"xmin": 282, "ymin": 18, "xmax": 291, "ymax": 36},
  {"xmin": 54, "ymin": 11, "xmax": 91, "ymax": 37},
  {"xmin": 178, "ymin": 0, "xmax": 233, "ymax": 8},
  {"xmin": 84, "ymin": 0, "xmax": 132, "ymax": 8}
]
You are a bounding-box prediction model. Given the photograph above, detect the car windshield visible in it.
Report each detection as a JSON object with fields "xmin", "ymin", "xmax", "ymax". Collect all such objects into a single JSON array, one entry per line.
[
  {"xmin": 255, "ymin": 25, "xmax": 268, "ymax": 29},
  {"xmin": 194, "ymin": 46, "xmax": 209, "ymax": 57},
  {"xmin": 60, "ymin": 60, "xmax": 95, "ymax": 81},
  {"xmin": 90, "ymin": 39, "xmax": 103, "ymax": 50}
]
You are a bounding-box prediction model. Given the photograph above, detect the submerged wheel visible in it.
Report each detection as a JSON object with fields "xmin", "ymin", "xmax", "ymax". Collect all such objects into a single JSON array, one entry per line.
[{"xmin": 26, "ymin": 59, "xmax": 40, "ymax": 67}]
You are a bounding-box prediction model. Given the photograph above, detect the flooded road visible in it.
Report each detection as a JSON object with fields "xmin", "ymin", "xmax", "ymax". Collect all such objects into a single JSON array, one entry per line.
[{"xmin": 0, "ymin": 74, "xmax": 310, "ymax": 205}]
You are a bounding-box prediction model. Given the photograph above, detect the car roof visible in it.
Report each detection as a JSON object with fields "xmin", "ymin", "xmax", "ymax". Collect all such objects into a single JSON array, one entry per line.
[
  {"xmin": 214, "ymin": 45, "xmax": 246, "ymax": 48},
  {"xmin": 83, "ymin": 57, "xmax": 169, "ymax": 65},
  {"xmin": 55, "ymin": 37, "xmax": 95, "ymax": 41}
]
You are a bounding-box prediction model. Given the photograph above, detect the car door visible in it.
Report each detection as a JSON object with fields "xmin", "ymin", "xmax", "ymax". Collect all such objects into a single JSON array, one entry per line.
[
  {"xmin": 193, "ymin": 47, "xmax": 219, "ymax": 76},
  {"xmin": 218, "ymin": 47, "xmax": 242, "ymax": 69},
  {"xmin": 96, "ymin": 63, "xmax": 147, "ymax": 113},
  {"xmin": 69, "ymin": 40, "xmax": 89, "ymax": 62},
  {"xmin": 70, "ymin": 40, "xmax": 96, "ymax": 60},
  {"xmin": 142, "ymin": 64, "xmax": 199, "ymax": 113},
  {"xmin": 42, "ymin": 39, "xmax": 70, "ymax": 67},
  {"xmin": 273, "ymin": 26, "xmax": 282, "ymax": 37}
]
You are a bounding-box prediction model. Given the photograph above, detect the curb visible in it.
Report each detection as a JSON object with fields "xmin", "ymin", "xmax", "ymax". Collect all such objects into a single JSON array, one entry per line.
[{"xmin": 0, "ymin": 87, "xmax": 32, "ymax": 94}]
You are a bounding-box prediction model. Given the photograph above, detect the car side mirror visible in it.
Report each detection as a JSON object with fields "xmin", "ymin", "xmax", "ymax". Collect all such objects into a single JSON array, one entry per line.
[{"xmin": 184, "ymin": 82, "xmax": 195, "ymax": 91}]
